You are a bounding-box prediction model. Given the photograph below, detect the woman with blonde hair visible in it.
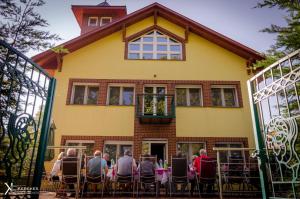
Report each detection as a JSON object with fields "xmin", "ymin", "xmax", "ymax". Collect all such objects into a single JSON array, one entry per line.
[{"xmin": 50, "ymin": 152, "xmax": 65, "ymax": 181}]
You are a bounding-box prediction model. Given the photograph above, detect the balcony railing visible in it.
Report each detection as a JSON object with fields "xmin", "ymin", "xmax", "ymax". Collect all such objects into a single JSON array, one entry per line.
[{"xmin": 136, "ymin": 94, "xmax": 175, "ymax": 124}]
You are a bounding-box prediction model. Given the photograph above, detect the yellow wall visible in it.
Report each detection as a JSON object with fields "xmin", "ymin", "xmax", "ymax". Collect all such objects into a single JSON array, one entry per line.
[{"xmin": 52, "ymin": 16, "xmax": 254, "ymax": 147}]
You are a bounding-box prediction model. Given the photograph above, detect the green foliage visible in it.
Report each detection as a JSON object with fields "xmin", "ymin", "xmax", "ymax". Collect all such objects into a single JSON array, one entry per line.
[
  {"xmin": 51, "ymin": 45, "xmax": 69, "ymax": 54},
  {"xmin": 255, "ymin": 0, "xmax": 300, "ymax": 68},
  {"xmin": 253, "ymin": 51, "xmax": 285, "ymax": 69},
  {"xmin": 0, "ymin": 0, "xmax": 61, "ymax": 53}
]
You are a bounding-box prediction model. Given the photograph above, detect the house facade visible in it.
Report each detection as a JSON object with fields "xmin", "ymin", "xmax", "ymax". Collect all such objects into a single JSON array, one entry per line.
[{"xmin": 33, "ymin": 1, "xmax": 263, "ymax": 163}]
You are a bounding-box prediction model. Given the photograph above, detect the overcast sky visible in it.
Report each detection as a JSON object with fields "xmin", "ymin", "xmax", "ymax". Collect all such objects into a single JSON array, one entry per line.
[{"xmin": 33, "ymin": 0, "xmax": 287, "ymax": 56}]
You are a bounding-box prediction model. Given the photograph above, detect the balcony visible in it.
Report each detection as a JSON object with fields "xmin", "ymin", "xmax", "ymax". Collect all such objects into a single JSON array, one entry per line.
[{"xmin": 136, "ymin": 94, "xmax": 175, "ymax": 124}]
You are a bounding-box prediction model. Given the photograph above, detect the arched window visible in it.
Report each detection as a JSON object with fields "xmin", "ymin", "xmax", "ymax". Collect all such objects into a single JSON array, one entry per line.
[{"xmin": 127, "ymin": 30, "xmax": 183, "ymax": 60}]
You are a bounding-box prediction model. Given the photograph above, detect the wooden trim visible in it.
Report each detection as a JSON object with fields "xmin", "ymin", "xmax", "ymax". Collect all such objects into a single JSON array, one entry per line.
[
  {"xmin": 33, "ymin": 3, "xmax": 263, "ymax": 69},
  {"xmin": 124, "ymin": 41, "xmax": 128, "ymax": 59},
  {"xmin": 182, "ymin": 42, "xmax": 186, "ymax": 61},
  {"xmin": 56, "ymin": 54, "xmax": 63, "ymax": 72},
  {"xmin": 185, "ymin": 26, "xmax": 189, "ymax": 42},
  {"xmin": 122, "ymin": 24, "xmax": 126, "ymax": 42},
  {"xmin": 154, "ymin": 9, "xmax": 158, "ymax": 25},
  {"xmin": 125, "ymin": 24, "xmax": 185, "ymax": 43}
]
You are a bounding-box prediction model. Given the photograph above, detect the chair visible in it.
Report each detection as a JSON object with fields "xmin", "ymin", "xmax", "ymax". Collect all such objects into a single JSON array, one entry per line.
[
  {"xmin": 61, "ymin": 156, "xmax": 80, "ymax": 198},
  {"xmin": 196, "ymin": 157, "xmax": 217, "ymax": 196},
  {"xmin": 170, "ymin": 156, "xmax": 189, "ymax": 196},
  {"xmin": 113, "ymin": 156, "xmax": 135, "ymax": 197},
  {"xmin": 81, "ymin": 155, "xmax": 105, "ymax": 197},
  {"xmin": 137, "ymin": 155, "xmax": 157, "ymax": 197},
  {"xmin": 228, "ymin": 156, "xmax": 245, "ymax": 191}
]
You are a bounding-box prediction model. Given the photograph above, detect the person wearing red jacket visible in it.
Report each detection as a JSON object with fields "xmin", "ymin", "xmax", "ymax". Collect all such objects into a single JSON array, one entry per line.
[{"xmin": 193, "ymin": 149, "xmax": 209, "ymax": 174}]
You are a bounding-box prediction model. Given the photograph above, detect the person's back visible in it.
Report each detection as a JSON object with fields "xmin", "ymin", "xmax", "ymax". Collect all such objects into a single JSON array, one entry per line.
[
  {"xmin": 117, "ymin": 155, "xmax": 133, "ymax": 176},
  {"xmin": 140, "ymin": 159, "xmax": 154, "ymax": 175},
  {"xmin": 87, "ymin": 156, "xmax": 102, "ymax": 176}
]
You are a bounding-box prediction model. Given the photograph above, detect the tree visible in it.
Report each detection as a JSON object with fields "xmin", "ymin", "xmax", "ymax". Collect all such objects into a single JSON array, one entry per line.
[
  {"xmin": 0, "ymin": 0, "xmax": 61, "ymax": 54},
  {"xmin": 253, "ymin": 0, "xmax": 300, "ymax": 69}
]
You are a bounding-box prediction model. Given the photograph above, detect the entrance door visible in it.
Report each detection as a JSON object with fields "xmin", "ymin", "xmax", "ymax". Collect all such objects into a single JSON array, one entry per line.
[
  {"xmin": 143, "ymin": 86, "xmax": 167, "ymax": 116},
  {"xmin": 142, "ymin": 140, "xmax": 167, "ymax": 161},
  {"xmin": 151, "ymin": 143, "xmax": 166, "ymax": 161}
]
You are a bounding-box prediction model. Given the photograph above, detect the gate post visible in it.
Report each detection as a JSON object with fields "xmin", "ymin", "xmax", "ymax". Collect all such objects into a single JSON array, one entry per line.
[
  {"xmin": 32, "ymin": 78, "xmax": 56, "ymax": 197},
  {"xmin": 247, "ymin": 80, "xmax": 270, "ymax": 199}
]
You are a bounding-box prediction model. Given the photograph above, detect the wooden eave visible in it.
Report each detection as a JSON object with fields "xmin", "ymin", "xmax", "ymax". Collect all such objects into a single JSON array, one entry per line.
[{"xmin": 32, "ymin": 2, "xmax": 263, "ymax": 69}]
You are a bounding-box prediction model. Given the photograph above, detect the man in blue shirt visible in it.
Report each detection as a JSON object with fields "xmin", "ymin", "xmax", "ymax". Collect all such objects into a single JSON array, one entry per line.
[{"xmin": 87, "ymin": 150, "xmax": 108, "ymax": 177}]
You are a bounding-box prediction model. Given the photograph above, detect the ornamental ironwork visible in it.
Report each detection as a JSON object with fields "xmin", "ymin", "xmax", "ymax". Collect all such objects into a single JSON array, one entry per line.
[
  {"xmin": 0, "ymin": 40, "xmax": 56, "ymax": 198},
  {"xmin": 248, "ymin": 49, "xmax": 300, "ymax": 199}
]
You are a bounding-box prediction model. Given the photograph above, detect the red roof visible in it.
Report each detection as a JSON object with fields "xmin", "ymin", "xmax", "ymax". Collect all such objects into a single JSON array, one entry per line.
[{"xmin": 33, "ymin": 2, "xmax": 263, "ymax": 69}]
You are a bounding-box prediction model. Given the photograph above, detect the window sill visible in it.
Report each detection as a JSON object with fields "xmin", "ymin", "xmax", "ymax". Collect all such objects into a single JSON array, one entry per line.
[
  {"xmin": 106, "ymin": 104, "xmax": 135, "ymax": 107},
  {"xmin": 176, "ymin": 106, "xmax": 203, "ymax": 108},
  {"xmin": 125, "ymin": 58, "xmax": 186, "ymax": 61},
  {"xmin": 210, "ymin": 106, "xmax": 242, "ymax": 108},
  {"xmin": 67, "ymin": 103, "xmax": 99, "ymax": 106}
]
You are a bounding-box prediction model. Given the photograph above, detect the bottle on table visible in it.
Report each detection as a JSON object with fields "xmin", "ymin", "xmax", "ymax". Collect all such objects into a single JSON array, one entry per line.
[
  {"xmin": 164, "ymin": 160, "xmax": 168, "ymax": 169},
  {"xmin": 159, "ymin": 159, "xmax": 163, "ymax": 168}
]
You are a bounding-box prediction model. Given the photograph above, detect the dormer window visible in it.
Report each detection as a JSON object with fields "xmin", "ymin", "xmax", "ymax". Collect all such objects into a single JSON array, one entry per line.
[
  {"xmin": 127, "ymin": 30, "xmax": 183, "ymax": 60},
  {"xmin": 88, "ymin": 17, "xmax": 98, "ymax": 26},
  {"xmin": 100, "ymin": 17, "xmax": 112, "ymax": 26}
]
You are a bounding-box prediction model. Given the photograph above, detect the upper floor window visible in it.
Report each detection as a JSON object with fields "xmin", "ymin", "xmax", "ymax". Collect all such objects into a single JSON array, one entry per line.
[
  {"xmin": 88, "ymin": 17, "xmax": 98, "ymax": 26},
  {"xmin": 211, "ymin": 85, "xmax": 238, "ymax": 107},
  {"xmin": 71, "ymin": 84, "xmax": 99, "ymax": 105},
  {"xmin": 128, "ymin": 30, "xmax": 182, "ymax": 60},
  {"xmin": 107, "ymin": 85, "xmax": 135, "ymax": 105},
  {"xmin": 176, "ymin": 86, "xmax": 202, "ymax": 106},
  {"xmin": 100, "ymin": 17, "xmax": 112, "ymax": 26}
]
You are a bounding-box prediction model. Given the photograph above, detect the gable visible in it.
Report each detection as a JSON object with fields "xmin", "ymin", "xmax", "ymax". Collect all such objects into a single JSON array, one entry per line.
[{"xmin": 32, "ymin": 2, "xmax": 263, "ymax": 70}]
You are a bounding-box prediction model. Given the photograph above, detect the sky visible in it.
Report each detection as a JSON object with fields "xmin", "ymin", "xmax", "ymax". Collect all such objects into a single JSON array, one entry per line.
[{"xmin": 32, "ymin": 0, "xmax": 288, "ymax": 56}]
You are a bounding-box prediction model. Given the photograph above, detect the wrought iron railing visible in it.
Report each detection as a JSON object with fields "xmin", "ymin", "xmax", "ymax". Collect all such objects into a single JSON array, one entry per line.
[
  {"xmin": 0, "ymin": 40, "xmax": 56, "ymax": 197},
  {"xmin": 213, "ymin": 147, "xmax": 262, "ymax": 199},
  {"xmin": 136, "ymin": 94, "xmax": 175, "ymax": 122}
]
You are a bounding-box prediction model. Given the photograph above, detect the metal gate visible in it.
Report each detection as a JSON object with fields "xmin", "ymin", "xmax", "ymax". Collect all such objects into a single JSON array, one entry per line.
[
  {"xmin": 248, "ymin": 50, "xmax": 300, "ymax": 198},
  {"xmin": 0, "ymin": 40, "xmax": 56, "ymax": 197}
]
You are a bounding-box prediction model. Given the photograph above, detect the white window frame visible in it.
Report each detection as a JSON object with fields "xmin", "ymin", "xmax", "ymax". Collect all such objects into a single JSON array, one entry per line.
[
  {"xmin": 175, "ymin": 85, "xmax": 203, "ymax": 106},
  {"xmin": 65, "ymin": 140, "xmax": 95, "ymax": 155},
  {"xmin": 142, "ymin": 139, "xmax": 168, "ymax": 162},
  {"xmin": 215, "ymin": 142, "xmax": 245, "ymax": 163},
  {"xmin": 88, "ymin": 17, "xmax": 98, "ymax": 26},
  {"xmin": 176, "ymin": 142, "xmax": 206, "ymax": 161},
  {"xmin": 106, "ymin": 84, "xmax": 135, "ymax": 105},
  {"xmin": 128, "ymin": 30, "xmax": 182, "ymax": 60},
  {"xmin": 71, "ymin": 83, "xmax": 99, "ymax": 105},
  {"xmin": 143, "ymin": 84, "xmax": 167, "ymax": 115},
  {"xmin": 211, "ymin": 85, "xmax": 239, "ymax": 107},
  {"xmin": 103, "ymin": 141, "xmax": 133, "ymax": 160},
  {"xmin": 100, "ymin": 17, "xmax": 112, "ymax": 26}
]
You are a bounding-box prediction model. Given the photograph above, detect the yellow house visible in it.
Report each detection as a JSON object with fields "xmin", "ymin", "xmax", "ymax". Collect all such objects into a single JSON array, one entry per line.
[{"xmin": 33, "ymin": 1, "xmax": 263, "ymax": 163}]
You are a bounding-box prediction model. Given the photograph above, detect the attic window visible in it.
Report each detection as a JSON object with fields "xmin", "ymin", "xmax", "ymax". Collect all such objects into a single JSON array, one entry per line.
[
  {"xmin": 88, "ymin": 17, "xmax": 98, "ymax": 26},
  {"xmin": 127, "ymin": 30, "xmax": 183, "ymax": 60},
  {"xmin": 100, "ymin": 17, "xmax": 112, "ymax": 26}
]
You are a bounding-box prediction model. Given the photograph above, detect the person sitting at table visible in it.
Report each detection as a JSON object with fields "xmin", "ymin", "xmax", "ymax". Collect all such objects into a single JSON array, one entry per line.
[
  {"xmin": 189, "ymin": 155, "xmax": 198, "ymax": 196},
  {"xmin": 87, "ymin": 150, "xmax": 108, "ymax": 177},
  {"xmin": 103, "ymin": 153, "xmax": 111, "ymax": 168},
  {"xmin": 116, "ymin": 149, "xmax": 137, "ymax": 176},
  {"xmin": 139, "ymin": 154, "xmax": 155, "ymax": 175},
  {"xmin": 194, "ymin": 149, "xmax": 213, "ymax": 193},
  {"xmin": 50, "ymin": 152, "xmax": 64, "ymax": 181},
  {"xmin": 194, "ymin": 149, "xmax": 208, "ymax": 174}
]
